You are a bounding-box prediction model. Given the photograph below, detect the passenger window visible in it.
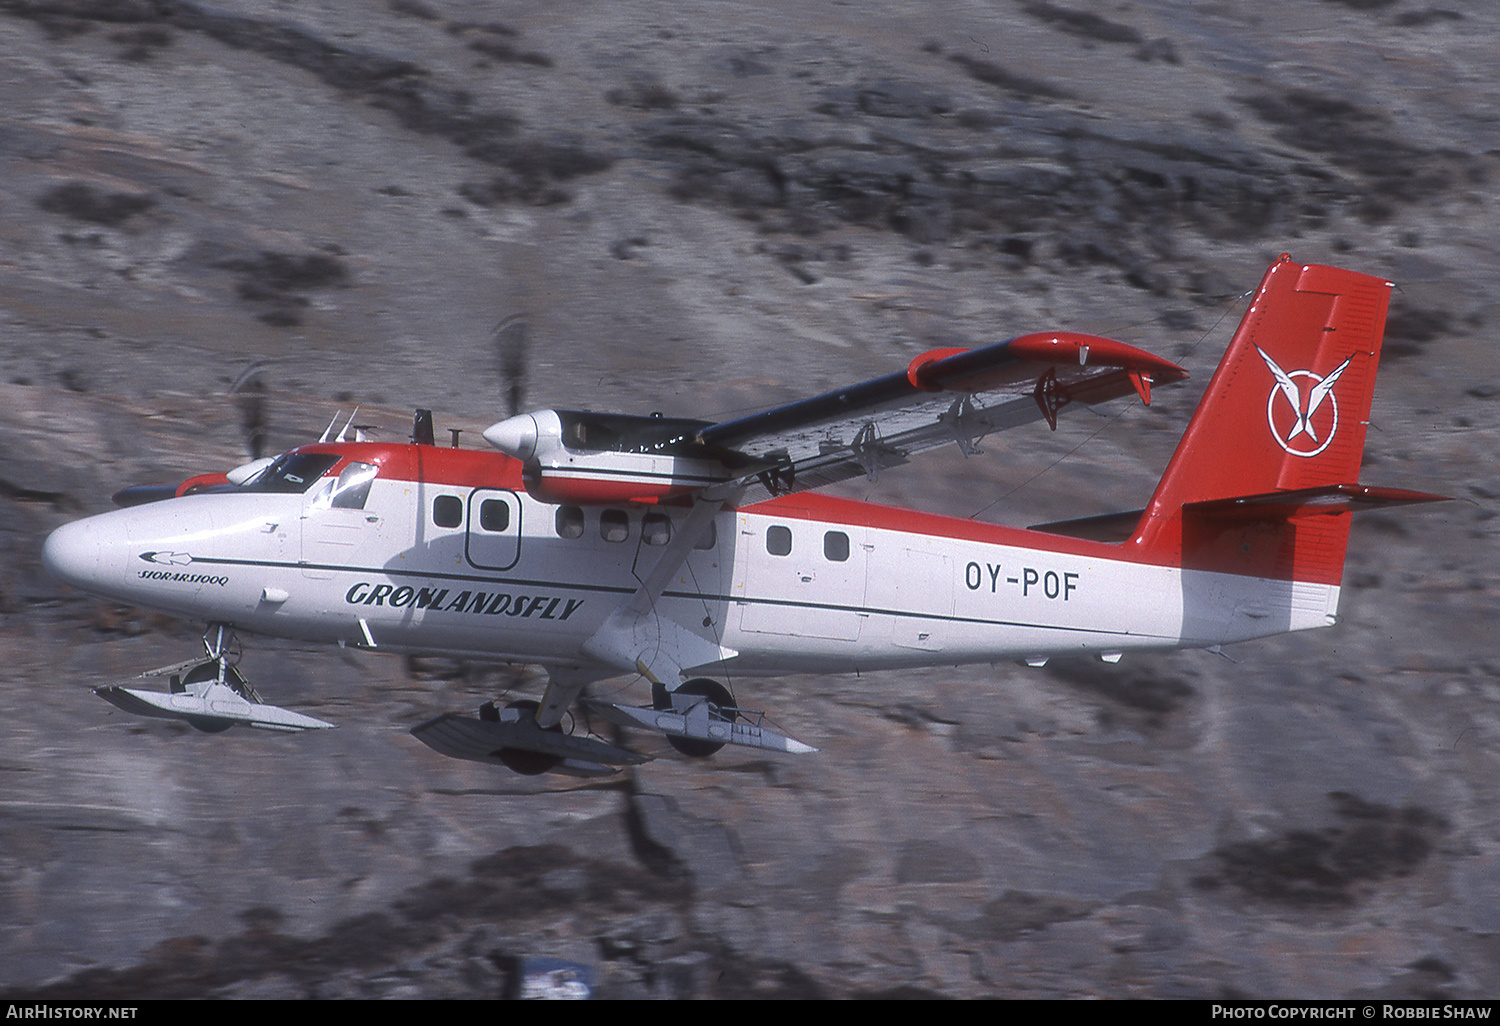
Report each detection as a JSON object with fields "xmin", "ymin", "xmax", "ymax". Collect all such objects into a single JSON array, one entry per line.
[
  {"xmin": 479, "ymin": 499, "xmax": 510, "ymax": 532},
  {"xmin": 600, "ymin": 509, "xmax": 629, "ymax": 543},
  {"xmin": 642, "ymin": 513, "xmax": 671, "ymax": 547},
  {"xmin": 330, "ymin": 461, "xmax": 378, "ymax": 510},
  {"xmin": 824, "ymin": 530, "xmax": 850, "ymax": 562},
  {"xmin": 555, "ymin": 506, "xmax": 584, "ymax": 539},
  {"xmin": 767, "ymin": 525, "xmax": 792, "ymax": 556},
  {"xmin": 433, "ymin": 494, "xmax": 462, "ymax": 528},
  {"xmin": 693, "ymin": 519, "xmax": 717, "ymax": 551}
]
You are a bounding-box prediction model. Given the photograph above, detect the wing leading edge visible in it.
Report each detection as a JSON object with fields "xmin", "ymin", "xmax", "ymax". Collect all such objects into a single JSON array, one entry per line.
[{"xmin": 697, "ymin": 331, "xmax": 1187, "ymax": 499}]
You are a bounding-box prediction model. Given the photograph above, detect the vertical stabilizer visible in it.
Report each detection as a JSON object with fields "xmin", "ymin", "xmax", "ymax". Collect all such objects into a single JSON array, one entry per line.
[{"xmin": 1128, "ymin": 255, "xmax": 1395, "ymax": 584}]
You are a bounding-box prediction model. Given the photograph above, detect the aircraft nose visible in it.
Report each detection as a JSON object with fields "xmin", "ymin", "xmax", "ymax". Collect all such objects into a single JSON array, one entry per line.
[{"xmin": 42, "ymin": 518, "xmax": 103, "ymax": 590}]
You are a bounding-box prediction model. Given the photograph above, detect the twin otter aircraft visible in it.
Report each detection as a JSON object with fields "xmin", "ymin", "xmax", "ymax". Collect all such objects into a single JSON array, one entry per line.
[{"xmin": 43, "ymin": 256, "xmax": 1443, "ymax": 777}]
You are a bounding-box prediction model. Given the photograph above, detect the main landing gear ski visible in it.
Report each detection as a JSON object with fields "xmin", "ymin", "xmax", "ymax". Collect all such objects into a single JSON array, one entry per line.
[
  {"xmin": 411, "ymin": 676, "xmax": 817, "ymax": 778},
  {"xmin": 583, "ymin": 678, "xmax": 816, "ymax": 760}
]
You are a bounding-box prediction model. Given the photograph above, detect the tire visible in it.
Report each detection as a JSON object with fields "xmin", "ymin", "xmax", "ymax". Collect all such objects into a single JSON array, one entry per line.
[
  {"xmin": 664, "ymin": 678, "xmax": 736, "ymax": 758},
  {"xmin": 495, "ymin": 699, "xmax": 564, "ymax": 776}
]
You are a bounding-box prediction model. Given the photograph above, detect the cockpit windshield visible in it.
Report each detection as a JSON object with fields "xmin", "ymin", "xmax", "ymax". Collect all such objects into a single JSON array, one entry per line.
[{"xmin": 240, "ymin": 452, "xmax": 340, "ymax": 493}]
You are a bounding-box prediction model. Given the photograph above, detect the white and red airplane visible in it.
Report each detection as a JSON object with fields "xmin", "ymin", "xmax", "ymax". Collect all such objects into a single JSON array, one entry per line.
[{"xmin": 43, "ymin": 255, "xmax": 1444, "ymax": 776}]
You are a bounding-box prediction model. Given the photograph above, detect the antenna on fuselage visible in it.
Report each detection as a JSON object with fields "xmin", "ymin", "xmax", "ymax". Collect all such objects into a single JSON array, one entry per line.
[
  {"xmin": 413, "ymin": 409, "xmax": 435, "ymax": 446},
  {"xmin": 318, "ymin": 412, "xmax": 340, "ymax": 443},
  {"xmin": 337, "ymin": 406, "xmax": 361, "ymax": 443}
]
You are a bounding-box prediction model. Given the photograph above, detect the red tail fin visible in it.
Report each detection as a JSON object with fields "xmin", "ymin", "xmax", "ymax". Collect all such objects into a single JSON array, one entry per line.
[{"xmin": 1128, "ymin": 255, "xmax": 1396, "ymax": 584}]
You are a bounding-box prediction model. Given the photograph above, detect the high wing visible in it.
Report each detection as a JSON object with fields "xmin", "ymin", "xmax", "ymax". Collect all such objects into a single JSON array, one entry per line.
[
  {"xmin": 481, "ymin": 330, "xmax": 1187, "ymax": 508},
  {"xmin": 693, "ymin": 331, "xmax": 1187, "ymax": 500}
]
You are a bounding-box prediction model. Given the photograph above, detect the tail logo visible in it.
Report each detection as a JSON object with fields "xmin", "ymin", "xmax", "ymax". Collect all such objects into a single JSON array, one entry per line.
[{"xmin": 1257, "ymin": 347, "xmax": 1352, "ymax": 458}]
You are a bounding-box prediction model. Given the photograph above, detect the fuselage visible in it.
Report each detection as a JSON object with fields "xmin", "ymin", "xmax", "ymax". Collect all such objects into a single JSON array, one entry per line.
[{"xmin": 42, "ymin": 441, "xmax": 1339, "ymax": 679}]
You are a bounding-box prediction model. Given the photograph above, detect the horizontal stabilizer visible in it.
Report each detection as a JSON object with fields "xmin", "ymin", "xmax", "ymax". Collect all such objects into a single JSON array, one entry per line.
[
  {"xmin": 1031, "ymin": 485, "xmax": 1445, "ymax": 541},
  {"xmin": 95, "ymin": 684, "xmax": 336, "ymax": 732},
  {"xmin": 410, "ymin": 711, "xmax": 651, "ymax": 778},
  {"xmin": 582, "ymin": 698, "xmax": 818, "ymax": 755},
  {"xmin": 1185, "ymin": 484, "xmax": 1449, "ymax": 522}
]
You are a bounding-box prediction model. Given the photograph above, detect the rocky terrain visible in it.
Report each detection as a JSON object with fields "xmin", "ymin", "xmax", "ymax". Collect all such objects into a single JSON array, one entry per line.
[{"xmin": 1, "ymin": 0, "xmax": 1497, "ymax": 999}]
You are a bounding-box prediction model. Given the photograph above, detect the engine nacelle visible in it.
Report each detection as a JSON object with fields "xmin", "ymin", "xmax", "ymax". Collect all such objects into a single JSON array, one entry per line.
[{"xmin": 483, "ymin": 409, "xmax": 730, "ymax": 505}]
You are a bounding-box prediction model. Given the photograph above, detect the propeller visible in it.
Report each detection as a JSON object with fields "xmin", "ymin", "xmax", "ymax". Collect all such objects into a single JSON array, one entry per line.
[
  {"xmin": 229, "ymin": 361, "xmax": 270, "ymax": 459},
  {"xmin": 494, "ymin": 314, "xmax": 530, "ymax": 418}
]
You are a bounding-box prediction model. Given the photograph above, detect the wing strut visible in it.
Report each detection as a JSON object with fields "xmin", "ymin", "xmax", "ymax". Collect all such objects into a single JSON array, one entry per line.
[
  {"xmin": 1032, "ymin": 369, "xmax": 1072, "ymax": 430},
  {"xmin": 540, "ymin": 494, "xmax": 739, "ymax": 725},
  {"xmin": 940, "ymin": 394, "xmax": 987, "ymax": 455}
]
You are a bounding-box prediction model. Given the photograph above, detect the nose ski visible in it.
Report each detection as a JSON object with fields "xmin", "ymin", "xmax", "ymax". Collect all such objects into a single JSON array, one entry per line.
[{"xmin": 94, "ymin": 626, "xmax": 335, "ymax": 734}]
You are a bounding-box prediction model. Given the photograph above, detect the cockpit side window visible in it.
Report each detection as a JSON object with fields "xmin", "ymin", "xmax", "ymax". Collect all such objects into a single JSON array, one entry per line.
[
  {"xmin": 433, "ymin": 495, "xmax": 463, "ymax": 528},
  {"xmin": 242, "ymin": 453, "xmax": 340, "ymax": 493},
  {"xmin": 329, "ymin": 461, "xmax": 379, "ymax": 509}
]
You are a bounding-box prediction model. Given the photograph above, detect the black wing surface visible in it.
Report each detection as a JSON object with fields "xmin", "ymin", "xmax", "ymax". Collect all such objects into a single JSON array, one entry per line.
[{"xmin": 693, "ymin": 332, "xmax": 1187, "ymax": 500}]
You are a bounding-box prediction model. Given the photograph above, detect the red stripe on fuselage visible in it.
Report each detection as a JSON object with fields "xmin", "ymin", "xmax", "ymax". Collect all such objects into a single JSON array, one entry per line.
[
  {"xmin": 297, "ymin": 442, "xmax": 1318, "ymax": 580},
  {"xmin": 294, "ymin": 442, "xmax": 526, "ymax": 490},
  {"xmin": 299, "ymin": 443, "xmax": 1130, "ymax": 558}
]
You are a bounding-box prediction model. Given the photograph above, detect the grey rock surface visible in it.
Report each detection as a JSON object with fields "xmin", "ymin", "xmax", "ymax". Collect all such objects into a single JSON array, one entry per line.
[{"xmin": 0, "ymin": 0, "xmax": 1496, "ymax": 999}]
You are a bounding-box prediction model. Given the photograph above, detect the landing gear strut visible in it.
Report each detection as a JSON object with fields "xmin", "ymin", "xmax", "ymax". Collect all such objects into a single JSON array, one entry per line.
[
  {"xmin": 482, "ymin": 699, "xmax": 564, "ymax": 776},
  {"xmin": 413, "ymin": 698, "xmax": 650, "ymax": 778},
  {"xmin": 584, "ymin": 676, "xmax": 815, "ymax": 761},
  {"xmin": 659, "ymin": 678, "xmax": 738, "ymax": 758},
  {"xmin": 169, "ymin": 625, "xmax": 258, "ymax": 732}
]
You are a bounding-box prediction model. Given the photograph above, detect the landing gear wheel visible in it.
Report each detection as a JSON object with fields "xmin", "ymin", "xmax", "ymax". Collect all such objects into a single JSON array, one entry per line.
[
  {"xmin": 495, "ymin": 699, "xmax": 564, "ymax": 776},
  {"xmin": 663, "ymin": 678, "xmax": 737, "ymax": 758},
  {"xmin": 172, "ymin": 660, "xmax": 252, "ymax": 733}
]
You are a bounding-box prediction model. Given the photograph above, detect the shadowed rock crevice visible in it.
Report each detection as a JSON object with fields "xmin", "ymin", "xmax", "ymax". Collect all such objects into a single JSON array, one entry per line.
[
  {"xmin": 947, "ymin": 53, "xmax": 1074, "ymax": 100},
  {"xmin": 1236, "ymin": 89, "xmax": 1479, "ymax": 210},
  {"xmin": 1380, "ymin": 301, "xmax": 1477, "ymax": 362},
  {"xmin": 209, "ymin": 250, "xmax": 351, "ymax": 326},
  {"xmin": 1043, "ymin": 657, "xmax": 1196, "ymax": 730},
  {"xmin": 1193, "ymin": 792, "xmax": 1449, "ymax": 908},
  {"xmin": 1019, "ymin": 1, "xmax": 1144, "ymax": 46},
  {"xmin": 37, "ymin": 182, "xmax": 155, "ymax": 227}
]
